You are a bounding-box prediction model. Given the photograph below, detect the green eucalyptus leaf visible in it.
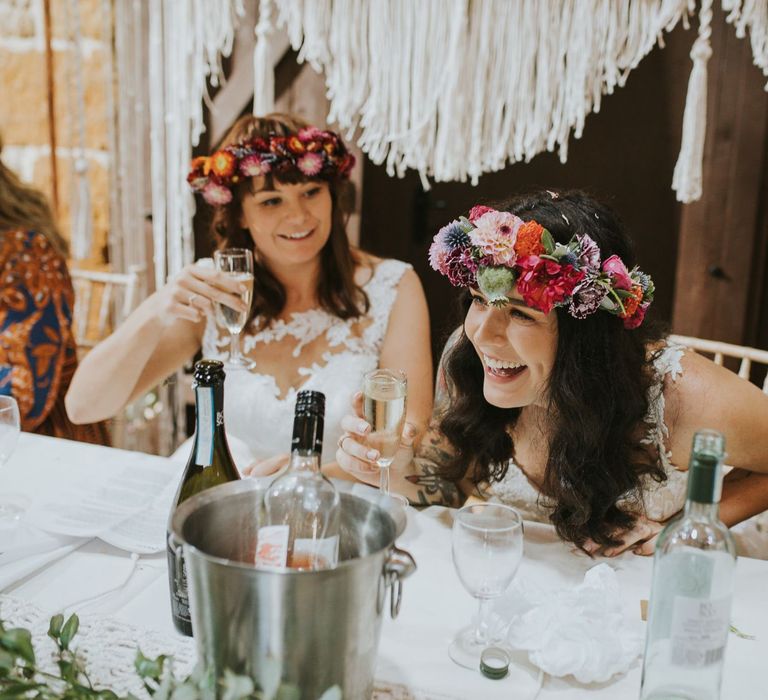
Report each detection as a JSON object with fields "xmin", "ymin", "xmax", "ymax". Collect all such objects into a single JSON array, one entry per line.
[
  {"xmin": 48, "ymin": 615, "xmax": 64, "ymax": 641},
  {"xmin": 221, "ymin": 670, "xmax": 254, "ymax": 700},
  {"xmin": 135, "ymin": 652, "xmax": 166, "ymax": 682},
  {"xmin": 1, "ymin": 629, "xmax": 35, "ymax": 665},
  {"xmin": 0, "ymin": 679, "xmax": 40, "ymax": 698},
  {"xmin": 0, "ymin": 647, "xmax": 13, "ymax": 673},
  {"xmin": 96, "ymin": 691, "xmax": 120, "ymax": 700},
  {"xmin": 458, "ymin": 216, "xmax": 474, "ymax": 233},
  {"xmin": 541, "ymin": 229, "xmax": 555, "ymax": 255},
  {"xmin": 59, "ymin": 615, "xmax": 79, "ymax": 650}
]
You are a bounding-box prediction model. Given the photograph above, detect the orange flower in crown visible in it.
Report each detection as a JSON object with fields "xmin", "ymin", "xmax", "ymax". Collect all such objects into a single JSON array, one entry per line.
[{"xmin": 187, "ymin": 125, "xmax": 355, "ymax": 206}]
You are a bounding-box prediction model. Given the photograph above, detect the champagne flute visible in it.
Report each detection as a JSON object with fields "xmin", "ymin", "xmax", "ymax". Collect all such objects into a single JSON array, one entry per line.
[
  {"xmin": 362, "ymin": 369, "xmax": 407, "ymax": 497},
  {"xmin": 213, "ymin": 248, "xmax": 255, "ymax": 370},
  {"xmin": 0, "ymin": 396, "xmax": 22, "ymax": 524},
  {"xmin": 449, "ymin": 503, "xmax": 523, "ymax": 669}
]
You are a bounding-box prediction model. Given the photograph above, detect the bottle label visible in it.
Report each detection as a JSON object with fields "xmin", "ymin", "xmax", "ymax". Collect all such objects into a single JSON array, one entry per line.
[
  {"xmin": 293, "ymin": 535, "xmax": 339, "ymax": 569},
  {"xmin": 669, "ymin": 595, "xmax": 731, "ymax": 668},
  {"xmin": 194, "ymin": 386, "xmax": 214, "ymax": 467},
  {"xmin": 254, "ymin": 525, "xmax": 289, "ymax": 568}
]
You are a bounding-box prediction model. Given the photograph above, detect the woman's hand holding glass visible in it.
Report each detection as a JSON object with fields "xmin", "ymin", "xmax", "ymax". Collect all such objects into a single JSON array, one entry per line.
[
  {"xmin": 153, "ymin": 260, "xmax": 250, "ymax": 328},
  {"xmin": 335, "ymin": 391, "xmax": 417, "ymax": 493}
]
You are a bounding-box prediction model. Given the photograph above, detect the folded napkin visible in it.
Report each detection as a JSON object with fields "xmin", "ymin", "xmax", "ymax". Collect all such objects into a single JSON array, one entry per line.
[{"xmin": 495, "ymin": 563, "xmax": 644, "ymax": 683}]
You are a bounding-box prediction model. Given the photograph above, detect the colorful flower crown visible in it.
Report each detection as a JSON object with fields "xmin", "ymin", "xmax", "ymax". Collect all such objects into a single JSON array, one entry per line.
[
  {"xmin": 429, "ymin": 205, "xmax": 654, "ymax": 329},
  {"xmin": 187, "ymin": 127, "xmax": 355, "ymax": 206}
]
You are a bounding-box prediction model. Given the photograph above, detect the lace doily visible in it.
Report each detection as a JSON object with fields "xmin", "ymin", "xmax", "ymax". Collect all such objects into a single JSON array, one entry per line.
[{"xmin": 0, "ymin": 595, "xmax": 455, "ymax": 700}]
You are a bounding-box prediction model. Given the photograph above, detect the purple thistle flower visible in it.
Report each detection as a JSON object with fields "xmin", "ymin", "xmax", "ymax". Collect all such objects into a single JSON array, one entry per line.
[{"xmin": 443, "ymin": 223, "xmax": 471, "ymax": 250}]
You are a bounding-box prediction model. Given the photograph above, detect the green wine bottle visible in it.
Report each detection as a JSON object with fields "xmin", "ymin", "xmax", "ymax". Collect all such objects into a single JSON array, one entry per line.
[{"xmin": 167, "ymin": 359, "xmax": 240, "ymax": 636}]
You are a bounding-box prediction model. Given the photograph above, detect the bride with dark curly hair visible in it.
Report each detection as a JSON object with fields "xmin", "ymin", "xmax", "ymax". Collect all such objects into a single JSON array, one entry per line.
[{"xmin": 335, "ymin": 190, "xmax": 768, "ymax": 558}]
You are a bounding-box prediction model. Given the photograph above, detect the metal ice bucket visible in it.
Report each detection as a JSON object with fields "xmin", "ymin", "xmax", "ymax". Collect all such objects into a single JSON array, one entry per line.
[{"xmin": 169, "ymin": 479, "xmax": 416, "ymax": 699}]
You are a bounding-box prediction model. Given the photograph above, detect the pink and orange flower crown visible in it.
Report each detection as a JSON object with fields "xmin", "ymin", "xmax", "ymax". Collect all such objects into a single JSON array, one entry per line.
[
  {"xmin": 187, "ymin": 127, "xmax": 355, "ymax": 206},
  {"xmin": 429, "ymin": 205, "xmax": 654, "ymax": 329}
]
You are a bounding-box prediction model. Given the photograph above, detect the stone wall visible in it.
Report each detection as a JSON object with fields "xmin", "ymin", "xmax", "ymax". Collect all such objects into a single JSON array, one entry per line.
[{"xmin": 0, "ymin": 0, "xmax": 109, "ymax": 264}]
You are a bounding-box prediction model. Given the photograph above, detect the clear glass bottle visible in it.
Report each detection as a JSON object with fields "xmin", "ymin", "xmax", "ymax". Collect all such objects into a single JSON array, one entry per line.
[
  {"xmin": 256, "ymin": 390, "xmax": 341, "ymax": 570},
  {"xmin": 167, "ymin": 359, "xmax": 240, "ymax": 636},
  {"xmin": 640, "ymin": 429, "xmax": 736, "ymax": 700}
]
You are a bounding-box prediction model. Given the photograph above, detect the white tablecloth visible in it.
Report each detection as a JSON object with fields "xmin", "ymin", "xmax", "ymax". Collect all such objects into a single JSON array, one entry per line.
[{"xmin": 1, "ymin": 433, "xmax": 766, "ymax": 699}]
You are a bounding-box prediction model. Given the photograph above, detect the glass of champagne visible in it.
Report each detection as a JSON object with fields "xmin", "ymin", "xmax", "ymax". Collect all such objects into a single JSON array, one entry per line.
[
  {"xmin": 213, "ymin": 248, "xmax": 255, "ymax": 370},
  {"xmin": 363, "ymin": 369, "xmax": 407, "ymax": 497},
  {"xmin": 0, "ymin": 396, "xmax": 22, "ymax": 524},
  {"xmin": 449, "ymin": 503, "xmax": 523, "ymax": 669}
]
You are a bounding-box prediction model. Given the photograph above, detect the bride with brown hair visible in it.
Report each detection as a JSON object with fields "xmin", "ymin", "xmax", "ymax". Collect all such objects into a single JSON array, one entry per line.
[{"xmin": 66, "ymin": 114, "xmax": 433, "ymax": 471}]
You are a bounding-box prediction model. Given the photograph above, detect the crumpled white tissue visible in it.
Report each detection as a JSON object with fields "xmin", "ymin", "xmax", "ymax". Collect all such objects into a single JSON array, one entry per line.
[{"xmin": 495, "ymin": 563, "xmax": 644, "ymax": 683}]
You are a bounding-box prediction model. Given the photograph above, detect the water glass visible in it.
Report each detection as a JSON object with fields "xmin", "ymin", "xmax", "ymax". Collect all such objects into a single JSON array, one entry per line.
[
  {"xmin": 213, "ymin": 248, "xmax": 255, "ymax": 370},
  {"xmin": 449, "ymin": 503, "xmax": 523, "ymax": 669}
]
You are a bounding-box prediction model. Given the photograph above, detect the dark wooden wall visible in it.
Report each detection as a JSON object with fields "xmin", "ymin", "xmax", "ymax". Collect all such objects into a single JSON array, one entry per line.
[{"xmin": 359, "ymin": 12, "xmax": 768, "ymax": 358}]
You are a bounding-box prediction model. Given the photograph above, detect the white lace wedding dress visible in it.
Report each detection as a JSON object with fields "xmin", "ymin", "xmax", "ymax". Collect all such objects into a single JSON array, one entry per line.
[
  {"xmin": 484, "ymin": 343, "xmax": 768, "ymax": 558},
  {"xmin": 186, "ymin": 259, "xmax": 411, "ymax": 466}
]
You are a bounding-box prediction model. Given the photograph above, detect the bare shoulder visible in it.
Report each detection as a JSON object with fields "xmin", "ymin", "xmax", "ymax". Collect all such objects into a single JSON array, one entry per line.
[
  {"xmin": 352, "ymin": 249, "xmax": 382, "ymax": 286},
  {"xmin": 663, "ymin": 348, "xmax": 768, "ymax": 469}
]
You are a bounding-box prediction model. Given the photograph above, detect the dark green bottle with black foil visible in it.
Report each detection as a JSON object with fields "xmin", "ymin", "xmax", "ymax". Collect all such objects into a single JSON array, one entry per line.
[{"xmin": 167, "ymin": 359, "xmax": 240, "ymax": 636}]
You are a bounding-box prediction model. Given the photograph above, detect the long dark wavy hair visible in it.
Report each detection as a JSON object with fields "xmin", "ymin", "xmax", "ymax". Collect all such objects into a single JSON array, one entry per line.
[
  {"xmin": 440, "ymin": 190, "xmax": 667, "ymax": 549},
  {"xmin": 210, "ymin": 114, "xmax": 368, "ymax": 326}
]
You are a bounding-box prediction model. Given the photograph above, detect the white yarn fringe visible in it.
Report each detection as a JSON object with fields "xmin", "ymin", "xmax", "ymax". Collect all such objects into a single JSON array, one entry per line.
[
  {"xmin": 253, "ymin": 0, "xmax": 276, "ymax": 115},
  {"xmin": 148, "ymin": 0, "xmax": 243, "ymax": 285},
  {"xmin": 722, "ymin": 0, "xmax": 768, "ymax": 86},
  {"xmin": 268, "ymin": 0, "xmax": 693, "ymax": 188},
  {"xmin": 673, "ymin": 0, "xmax": 714, "ymax": 203}
]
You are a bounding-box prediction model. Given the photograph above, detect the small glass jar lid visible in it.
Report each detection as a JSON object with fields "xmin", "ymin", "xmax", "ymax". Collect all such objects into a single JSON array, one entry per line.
[{"xmin": 480, "ymin": 646, "xmax": 510, "ymax": 680}]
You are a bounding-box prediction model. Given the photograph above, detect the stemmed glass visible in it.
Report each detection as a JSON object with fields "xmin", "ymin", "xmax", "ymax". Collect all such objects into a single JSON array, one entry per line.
[
  {"xmin": 449, "ymin": 503, "xmax": 523, "ymax": 669},
  {"xmin": 213, "ymin": 248, "xmax": 255, "ymax": 370},
  {"xmin": 362, "ymin": 369, "xmax": 407, "ymax": 498},
  {"xmin": 0, "ymin": 396, "xmax": 22, "ymax": 523}
]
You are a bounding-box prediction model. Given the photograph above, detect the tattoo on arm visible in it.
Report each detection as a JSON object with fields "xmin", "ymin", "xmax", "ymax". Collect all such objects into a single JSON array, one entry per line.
[{"xmin": 406, "ymin": 459, "xmax": 461, "ymax": 507}]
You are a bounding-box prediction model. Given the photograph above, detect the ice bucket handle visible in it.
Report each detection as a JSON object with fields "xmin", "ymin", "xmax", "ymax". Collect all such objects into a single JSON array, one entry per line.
[
  {"xmin": 167, "ymin": 531, "xmax": 184, "ymax": 589},
  {"xmin": 380, "ymin": 546, "xmax": 416, "ymax": 619}
]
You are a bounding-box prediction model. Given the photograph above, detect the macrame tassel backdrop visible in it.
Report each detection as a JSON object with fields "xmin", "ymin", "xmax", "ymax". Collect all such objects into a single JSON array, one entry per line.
[
  {"xmin": 723, "ymin": 0, "xmax": 768, "ymax": 82},
  {"xmin": 252, "ymin": 0, "xmax": 768, "ymax": 200},
  {"xmin": 64, "ymin": 0, "xmax": 92, "ymax": 260},
  {"xmin": 253, "ymin": 0, "xmax": 276, "ymax": 115},
  {"xmin": 673, "ymin": 0, "xmax": 714, "ymax": 203},
  {"xmin": 271, "ymin": 0, "xmax": 694, "ymax": 187}
]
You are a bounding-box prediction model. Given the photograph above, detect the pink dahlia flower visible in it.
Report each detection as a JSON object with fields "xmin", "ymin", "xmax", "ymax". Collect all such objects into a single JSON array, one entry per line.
[
  {"xmin": 297, "ymin": 152, "xmax": 324, "ymax": 176},
  {"xmin": 202, "ymin": 182, "xmax": 233, "ymax": 206},
  {"xmin": 469, "ymin": 211, "xmax": 522, "ymax": 266},
  {"xmin": 239, "ymin": 154, "xmax": 271, "ymax": 177}
]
